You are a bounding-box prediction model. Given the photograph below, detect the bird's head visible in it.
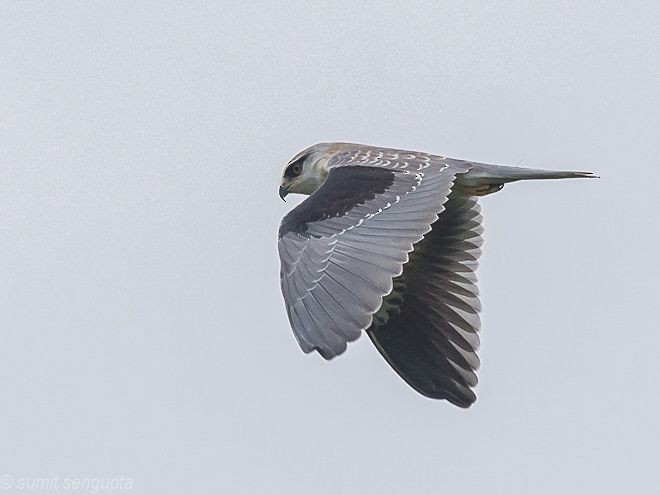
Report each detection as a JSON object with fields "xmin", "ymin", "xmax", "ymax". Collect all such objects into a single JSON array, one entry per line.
[{"xmin": 279, "ymin": 143, "xmax": 339, "ymax": 200}]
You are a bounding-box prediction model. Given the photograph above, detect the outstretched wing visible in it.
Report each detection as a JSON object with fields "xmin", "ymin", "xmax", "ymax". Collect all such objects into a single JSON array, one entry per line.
[
  {"xmin": 367, "ymin": 194, "xmax": 483, "ymax": 407},
  {"xmin": 278, "ymin": 149, "xmax": 467, "ymax": 359}
]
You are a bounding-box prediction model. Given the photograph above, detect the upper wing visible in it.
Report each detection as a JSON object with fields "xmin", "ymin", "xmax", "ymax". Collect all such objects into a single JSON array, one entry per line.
[
  {"xmin": 278, "ymin": 149, "xmax": 466, "ymax": 359},
  {"xmin": 367, "ymin": 193, "xmax": 483, "ymax": 407}
]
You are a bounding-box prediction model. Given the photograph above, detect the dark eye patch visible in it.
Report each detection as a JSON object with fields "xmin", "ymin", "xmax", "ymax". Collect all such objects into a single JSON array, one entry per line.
[{"xmin": 284, "ymin": 156, "xmax": 305, "ymax": 178}]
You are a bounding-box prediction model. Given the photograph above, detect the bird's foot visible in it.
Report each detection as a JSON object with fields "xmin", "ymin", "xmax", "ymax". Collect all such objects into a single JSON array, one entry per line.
[{"xmin": 460, "ymin": 183, "xmax": 504, "ymax": 196}]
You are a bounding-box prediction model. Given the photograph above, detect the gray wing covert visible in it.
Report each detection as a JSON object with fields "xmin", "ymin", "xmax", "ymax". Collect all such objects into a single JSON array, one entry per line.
[{"xmin": 278, "ymin": 154, "xmax": 460, "ymax": 359}]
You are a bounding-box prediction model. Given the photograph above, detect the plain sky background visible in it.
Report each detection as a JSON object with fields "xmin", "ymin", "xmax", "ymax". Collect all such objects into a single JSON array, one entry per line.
[{"xmin": 1, "ymin": 2, "xmax": 659, "ymax": 494}]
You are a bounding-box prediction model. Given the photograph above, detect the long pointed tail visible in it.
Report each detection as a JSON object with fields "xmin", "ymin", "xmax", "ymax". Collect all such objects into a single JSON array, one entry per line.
[{"xmin": 457, "ymin": 163, "xmax": 598, "ymax": 187}]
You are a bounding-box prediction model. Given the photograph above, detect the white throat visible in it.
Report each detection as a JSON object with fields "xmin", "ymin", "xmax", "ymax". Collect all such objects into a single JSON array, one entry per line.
[{"xmin": 295, "ymin": 153, "xmax": 331, "ymax": 195}]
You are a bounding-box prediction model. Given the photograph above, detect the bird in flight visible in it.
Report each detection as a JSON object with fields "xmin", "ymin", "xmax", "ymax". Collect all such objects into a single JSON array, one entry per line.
[{"xmin": 277, "ymin": 143, "xmax": 595, "ymax": 407}]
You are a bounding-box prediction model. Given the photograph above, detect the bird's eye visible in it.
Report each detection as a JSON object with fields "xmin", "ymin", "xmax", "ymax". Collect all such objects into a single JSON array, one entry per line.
[{"xmin": 292, "ymin": 163, "xmax": 302, "ymax": 175}]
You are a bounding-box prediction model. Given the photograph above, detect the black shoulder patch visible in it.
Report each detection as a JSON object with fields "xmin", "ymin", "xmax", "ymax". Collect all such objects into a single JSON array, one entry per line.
[{"xmin": 279, "ymin": 166, "xmax": 396, "ymax": 237}]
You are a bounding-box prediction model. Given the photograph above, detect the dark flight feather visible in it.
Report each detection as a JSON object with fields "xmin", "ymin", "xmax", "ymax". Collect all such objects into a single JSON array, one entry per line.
[{"xmin": 367, "ymin": 194, "xmax": 482, "ymax": 408}]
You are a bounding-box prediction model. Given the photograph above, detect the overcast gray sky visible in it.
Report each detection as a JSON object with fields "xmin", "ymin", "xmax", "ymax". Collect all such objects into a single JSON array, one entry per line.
[{"xmin": 1, "ymin": 2, "xmax": 659, "ymax": 494}]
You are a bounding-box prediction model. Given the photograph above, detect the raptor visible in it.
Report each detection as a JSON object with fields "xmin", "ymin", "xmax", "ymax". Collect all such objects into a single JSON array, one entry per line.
[{"xmin": 277, "ymin": 142, "xmax": 595, "ymax": 407}]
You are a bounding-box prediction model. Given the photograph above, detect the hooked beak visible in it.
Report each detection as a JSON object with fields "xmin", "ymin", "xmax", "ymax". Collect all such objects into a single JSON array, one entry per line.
[{"xmin": 279, "ymin": 184, "xmax": 289, "ymax": 201}]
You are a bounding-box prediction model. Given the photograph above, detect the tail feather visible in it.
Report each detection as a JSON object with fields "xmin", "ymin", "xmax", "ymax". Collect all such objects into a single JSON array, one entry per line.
[{"xmin": 457, "ymin": 163, "xmax": 598, "ymax": 187}]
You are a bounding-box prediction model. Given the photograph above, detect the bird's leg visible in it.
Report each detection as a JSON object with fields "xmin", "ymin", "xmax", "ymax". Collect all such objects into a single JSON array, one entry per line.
[{"xmin": 457, "ymin": 183, "xmax": 504, "ymax": 197}]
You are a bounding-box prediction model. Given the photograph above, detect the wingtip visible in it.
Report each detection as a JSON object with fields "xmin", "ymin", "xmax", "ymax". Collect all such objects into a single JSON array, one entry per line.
[{"xmin": 445, "ymin": 391, "xmax": 477, "ymax": 408}]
